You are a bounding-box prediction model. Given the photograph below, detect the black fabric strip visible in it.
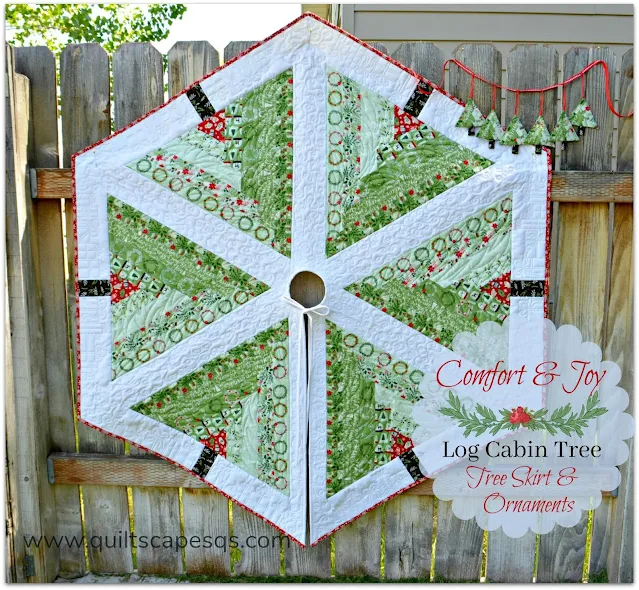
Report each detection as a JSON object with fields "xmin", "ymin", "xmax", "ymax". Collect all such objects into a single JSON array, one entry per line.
[
  {"xmin": 78, "ymin": 280, "xmax": 111, "ymax": 296},
  {"xmin": 192, "ymin": 447, "xmax": 217, "ymax": 478},
  {"xmin": 511, "ymin": 280, "xmax": 545, "ymax": 297},
  {"xmin": 186, "ymin": 84, "xmax": 216, "ymax": 119},
  {"xmin": 399, "ymin": 449, "xmax": 426, "ymax": 481},
  {"xmin": 403, "ymin": 81, "xmax": 432, "ymax": 118}
]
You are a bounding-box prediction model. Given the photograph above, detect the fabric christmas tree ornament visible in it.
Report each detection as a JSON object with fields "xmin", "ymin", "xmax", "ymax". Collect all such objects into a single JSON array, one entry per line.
[
  {"xmin": 455, "ymin": 98, "xmax": 485, "ymax": 135},
  {"xmin": 523, "ymin": 115, "xmax": 554, "ymax": 154},
  {"xmin": 552, "ymin": 110, "xmax": 580, "ymax": 150},
  {"xmin": 569, "ymin": 98, "xmax": 598, "ymax": 136},
  {"xmin": 73, "ymin": 14, "xmax": 550, "ymax": 546},
  {"xmin": 499, "ymin": 116, "xmax": 527, "ymax": 154},
  {"xmin": 476, "ymin": 109, "xmax": 504, "ymax": 149}
]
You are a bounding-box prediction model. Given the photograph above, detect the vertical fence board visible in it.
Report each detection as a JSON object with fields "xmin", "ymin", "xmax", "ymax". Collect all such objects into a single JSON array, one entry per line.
[
  {"xmin": 15, "ymin": 45, "xmax": 85, "ymax": 576},
  {"xmin": 367, "ymin": 41, "xmax": 388, "ymax": 55},
  {"xmin": 182, "ymin": 490, "xmax": 230, "ymax": 576},
  {"xmin": 224, "ymin": 42, "xmax": 257, "ymax": 64},
  {"xmin": 590, "ymin": 202, "xmax": 633, "ymax": 582},
  {"xmin": 617, "ymin": 49, "xmax": 634, "ymax": 172},
  {"xmin": 167, "ymin": 41, "xmax": 219, "ymax": 97},
  {"xmin": 486, "ymin": 531, "xmax": 536, "ymax": 582},
  {"xmin": 334, "ymin": 507, "xmax": 382, "ymax": 578},
  {"xmin": 450, "ymin": 43, "xmax": 502, "ymax": 119},
  {"xmin": 112, "ymin": 42, "xmax": 185, "ymax": 576},
  {"xmin": 391, "ymin": 43, "xmax": 445, "ymax": 83},
  {"xmin": 384, "ymin": 495, "xmax": 432, "ymax": 580},
  {"xmin": 540, "ymin": 201, "xmax": 609, "ymax": 582},
  {"xmin": 133, "ymin": 487, "xmax": 184, "ymax": 575},
  {"xmin": 434, "ymin": 501, "xmax": 483, "ymax": 581},
  {"xmin": 165, "ymin": 41, "xmax": 234, "ymax": 576},
  {"xmin": 561, "ymin": 47, "xmax": 616, "ymax": 171},
  {"xmin": 506, "ymin": 44, "xmax": 559, "ymax": 131},
  {"xmin": 113, "ymin": 43, "xmax": 165, "ymax": 130},
  {"xmin": 285, "ymin": 538, "xmax": 331, "ymax": 578},
  {"xmin": 5, "ymin": 53, "xmax": 59, "ymax": 581},
  {"xmin": 538, "ymin": 517, "xmax": 590, "ymax": 582},
  {"xmin": 232, "ymin": 509, "xmax": 281, "ymax": 577},
  {"xmin": 60, "ymin": 43, "xmax": 134, "ymax": 574}
]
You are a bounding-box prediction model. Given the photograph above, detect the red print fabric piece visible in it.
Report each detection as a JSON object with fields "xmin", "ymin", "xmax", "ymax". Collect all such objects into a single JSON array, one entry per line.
[
  {"xmin": 481, "ymin": 271, "xmax": 511, "ymax": 306},
  {"xmin": 394, "ymin": 105, "xmax": 423, "ymax": 139},
  {"xmin": 198, "ymin": 109, "xmax": 226, "ymax": 142}
]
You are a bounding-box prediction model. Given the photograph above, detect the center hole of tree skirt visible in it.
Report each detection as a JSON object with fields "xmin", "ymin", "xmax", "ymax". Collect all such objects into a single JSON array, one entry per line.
[{"xmin": 289, "ymin": 271, "xmax": 326, "ymax": 308}]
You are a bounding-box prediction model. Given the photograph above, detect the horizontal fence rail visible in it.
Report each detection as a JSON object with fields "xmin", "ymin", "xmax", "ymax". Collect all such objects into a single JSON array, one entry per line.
[
  {"xmin": 5, "ymin": 33, "xmax": 634, "ymax": 583},
  {"xmin": 29, "ymin": 168, "xmax": 634, "ymax": 203}
]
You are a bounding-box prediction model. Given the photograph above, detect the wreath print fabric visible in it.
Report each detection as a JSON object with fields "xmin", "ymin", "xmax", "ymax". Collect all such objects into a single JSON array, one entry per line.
[{"xmin": 74, "ymin": 14, "xmax": 549, "ymax": 546}]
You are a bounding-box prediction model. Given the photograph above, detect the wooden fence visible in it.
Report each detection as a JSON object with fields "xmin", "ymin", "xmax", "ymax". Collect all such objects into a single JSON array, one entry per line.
[{"xmin": 5, "ymin": 35, "xmax": 633, "ymax": 583}]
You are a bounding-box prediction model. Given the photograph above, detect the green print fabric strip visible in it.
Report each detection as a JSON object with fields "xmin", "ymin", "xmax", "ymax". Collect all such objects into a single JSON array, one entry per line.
[
  {"xmin": 108, "ymin": 195, "xmax": 268, "ymax": 379},
  {"xmin": 129, "ymin": 70, "xmax": 294, "ymax": 257},
  {"xmin": 325, "ymin": 68, "xmax": 494, "ymax": 257},
  {"xmin": 325, "ymin": 320, "xmax": 424, "ymax": 497},
  {"xmin": 132, "ymin": 320, "xmax": 291, "ymax": 494},
  {"xmin": 346, "ymin": 195, "xmax": 513, "ymax": 349}
]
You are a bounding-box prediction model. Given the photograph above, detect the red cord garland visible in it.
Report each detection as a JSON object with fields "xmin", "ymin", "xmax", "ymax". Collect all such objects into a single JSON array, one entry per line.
[{"xmin": 442, "ymin": 58, "xmax": 633, "ymax": 118}]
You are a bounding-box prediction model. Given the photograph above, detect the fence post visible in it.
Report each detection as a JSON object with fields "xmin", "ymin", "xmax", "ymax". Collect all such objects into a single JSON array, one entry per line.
[
  {"xmin": 5, "ymin": 44, "xmax": 59, "ymax": 582},
  {"xmin": 15, "ymin": 45, "xmax": 87, "ymax": 576}
]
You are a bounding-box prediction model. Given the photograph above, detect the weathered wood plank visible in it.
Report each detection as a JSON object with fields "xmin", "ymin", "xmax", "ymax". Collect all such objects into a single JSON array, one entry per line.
[
  {"xmin": 31, "ymin": 168, "xmax": 72, "ymax": 199},
  {"xmin": 285, "ymin": 538, "xmax": 331, "ymax": 578},
  {"xmin": 391, "ymin": 43, "xmax": 445, "ymax": 85},
  {"xmin": 60, "ymin": 44, "xmax": 111, "ymax": 164},
  {"xmin": 561, "ymin": 47, "xmax": 616, "ymax": 171},
  {"xmin": 486, "ymin": 531, "xmax": 536, "ymax": 582},
  {"xmin": 182, "ymin": 490, "xmax": 231, "ymax": 575},
  {"xmin": 232, "ymin": 508, "xmax": 281, "ymax": 577},
  {"xmin": 15, "ymin": 45, "xmax": 85, "ymax": 576},
  {"xmin": 32, "ymin": 168, "xmax": 633, "ymax": 203},
  {"xmin": 112, "ymin": 41, "xmax": 183, "ymax": 576},
  {"xmin": 224, "ymin": 42, "xmax": 257, "ymax": 63},
  {"xmin": 507, "ymin": 44, "xmax": 559, "ymax": 130},
  {"xmin": 553, "ymin": 203, "xmax": 609, "ymax": 344},
  {"xmin": 550, "ymin": 171, "xmax": 632, "ymax": 203},
  {"xmin": 5, "ymin": 55, "xmax": 58, "ymax": 581},
  {"xmin": 334, "ymin": 507, "xmax": 382, "ymax": 577},
  {"xmin": 14, "ymin": 47, "xmax": 59, "ymax": 167},
  {"xmin": 60, "ymin": 42, "xmax": 133, "ymax": 574},
  {"xmin": 367, "ymin": 41, "xmax": 388, "ymax": 55},
  {"xmin": 616, "ymin": 49, "xmax": 634, "ymax": 172},
  {"xmin": 433, "ymin": 501, "xmax": 483, "ymax": 581},
  {"xmin": 51, "ymin": 453, "xmax": 212, "ymax": 488},
  {"xmin": 384, "ymin": 496, "xmax": 433, "ymax": 580},
  {"xmin": 541, "ymin": 200, "xmax": 610, "ymax": 582},
  {"xmin": 132, "ymin": 487, "xmax": 184, "ymax": 575},
  {"xmin": 537, "ymin": 515, "xmax": 589, "ymax": 582},
  {"xmin": 597, "ymin": 204, "xmax": 634, "ymax": 582},
  {"xmin": 113, "ymin": 43, "xmax": 164, "ymax": 130},
  {"xmin": 167, "ymin": 41, "xmax": 219, "ymax": 97},
  {"xmin": 450, "ymin": 43, "xmax": 502, "ymax": 119}
]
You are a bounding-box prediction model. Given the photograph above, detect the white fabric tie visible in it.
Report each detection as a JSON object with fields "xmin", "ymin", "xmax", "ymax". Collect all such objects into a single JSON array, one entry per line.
[{"xmin": 281, "ymin": 294, "xmax": 329, "ymax": 440}]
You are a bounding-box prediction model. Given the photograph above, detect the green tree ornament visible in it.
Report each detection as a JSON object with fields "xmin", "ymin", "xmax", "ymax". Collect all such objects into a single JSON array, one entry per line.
[
  {"xmin": 551, "ymin": 111, "xmax": 580, "ymax": 150},
  {"xmin": 476, "ymin": 110, "xmax": 504, "ymax": 149},
  {"xmin": 523, "ymin": 115, "xmax": 554, "ymax": 154},
  {"xmin": 499, "ymin": 116, "xmax": 527, "ymax": 154},
  {"xmin": 456, "ymin": 98, "xmax": 485, "ymax": 136},
  {"xmin": 569, "ymin": 98, "xmax": 598, "ymax": 137}
]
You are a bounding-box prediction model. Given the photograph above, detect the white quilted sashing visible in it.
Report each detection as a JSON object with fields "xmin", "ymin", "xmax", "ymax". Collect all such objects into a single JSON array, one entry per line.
[{"xmin": 74, "ymin": 14, "xmax": 549, "ymax": 546}]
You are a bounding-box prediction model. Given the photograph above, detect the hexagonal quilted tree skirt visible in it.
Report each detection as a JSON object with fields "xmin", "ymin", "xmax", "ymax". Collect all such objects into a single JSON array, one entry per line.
[{"xmin": 74, "ymin": 14, "xmax": 550, "ymax": 546}]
